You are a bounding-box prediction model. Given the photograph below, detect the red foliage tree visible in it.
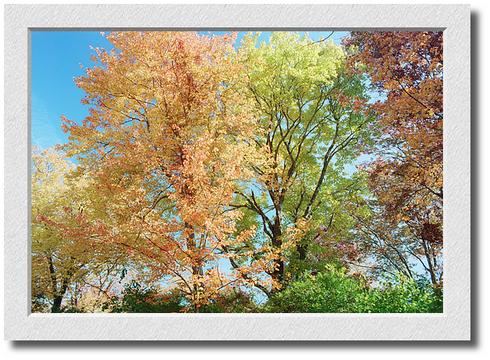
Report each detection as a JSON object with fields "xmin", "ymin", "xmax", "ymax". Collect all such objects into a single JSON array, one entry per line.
[{"xmin": 345, "ymin": 32, "xmax": 443, "ymax": 286}]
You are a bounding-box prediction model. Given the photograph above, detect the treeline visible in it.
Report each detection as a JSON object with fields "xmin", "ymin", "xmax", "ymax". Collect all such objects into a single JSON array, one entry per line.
[{"xmin": 32, "ymin": 31, "xmax": 443, "ymax": 313}]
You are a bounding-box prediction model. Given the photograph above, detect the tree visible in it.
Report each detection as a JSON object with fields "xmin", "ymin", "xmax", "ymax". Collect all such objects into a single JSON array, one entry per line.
[
  {"xmin": 32, "ymin": 149, "xmax": 76, "ymax": 312},
  {"xmin": 228, "ymin": 32, "xmax": 376, "ymax": 295},
  {"xmin": 61, "ymin": 31, "xmax": 262, "ymax": 311},
  {"xmin": 32, "ymin": 148, "xmax": 123, "ymax": 312},
  {"xmin": 344, "ymin": 32, "xmax": 443, "ymax": 287}
]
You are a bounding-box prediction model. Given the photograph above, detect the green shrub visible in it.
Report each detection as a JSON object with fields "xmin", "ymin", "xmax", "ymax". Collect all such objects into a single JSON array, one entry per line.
[
  {"xmin": 110, "ymin": 281, "xmax": 183, "ymax": 313},
  {"xmin": 356, "ymin": 277, "xmax": 443, "ymax": 313},
  {"xmin": 264, "ymin": 266, "xmax": 442, "ymax": 313},
  {"xmin": 199, "ymin": 290, "xmax": 259, "ymax": 313}
]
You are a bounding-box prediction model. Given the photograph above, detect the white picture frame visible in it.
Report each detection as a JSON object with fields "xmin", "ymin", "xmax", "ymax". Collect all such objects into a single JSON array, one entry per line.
[{"xmin": 4, "ymin": 4, "xmax": 470, "ymax": 341}]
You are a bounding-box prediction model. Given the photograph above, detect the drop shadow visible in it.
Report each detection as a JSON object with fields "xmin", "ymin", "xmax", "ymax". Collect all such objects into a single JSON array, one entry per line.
[{"xmin": 469, "ymin": 8, "xmax": 480, "ymax": 349}]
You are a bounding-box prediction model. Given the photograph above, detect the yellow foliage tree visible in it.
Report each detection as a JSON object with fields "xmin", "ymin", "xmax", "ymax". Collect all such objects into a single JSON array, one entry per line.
[{"xmin": 32, "ymin": 148, "xmax": 124, "ymax": 312}]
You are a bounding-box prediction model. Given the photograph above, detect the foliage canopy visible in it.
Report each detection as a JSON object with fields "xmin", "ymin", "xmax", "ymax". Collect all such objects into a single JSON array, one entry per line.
[{"xmin": 31, "ymin": 31, "xmax": 443, "ymax": 313}]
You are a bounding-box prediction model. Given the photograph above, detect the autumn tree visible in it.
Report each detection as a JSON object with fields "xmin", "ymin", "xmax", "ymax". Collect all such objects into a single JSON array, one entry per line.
[
  {"xmin": 343, "ymin": 32, "xmax": 443, "ymax": 286},
  {"xmin": 227, "ymin": 32, "xmax": 376, "ymax": 294},
  {"xmin": 61, "ymin": 32, "xmax": 263, "ymax": 311},
  {"xmin": 32, "ymin": 149, "xmax": 124, "ymax": 312}
]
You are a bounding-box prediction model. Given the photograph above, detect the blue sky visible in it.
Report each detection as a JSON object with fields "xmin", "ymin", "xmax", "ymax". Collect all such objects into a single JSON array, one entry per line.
[{"xmin": 31, "ymin": 31, "xmax": 349, "ymax": 149}]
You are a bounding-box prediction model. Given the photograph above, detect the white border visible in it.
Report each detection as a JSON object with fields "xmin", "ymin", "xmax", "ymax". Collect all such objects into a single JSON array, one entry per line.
[{"xmin": 4, "ymin": 4, "xmax": 470, "ymax": 341}]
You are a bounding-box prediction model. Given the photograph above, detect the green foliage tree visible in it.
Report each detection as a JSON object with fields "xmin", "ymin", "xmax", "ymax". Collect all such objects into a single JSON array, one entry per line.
[{"xmin": 228, "ymin": 32, "xmax": 376, "ymax": 295}]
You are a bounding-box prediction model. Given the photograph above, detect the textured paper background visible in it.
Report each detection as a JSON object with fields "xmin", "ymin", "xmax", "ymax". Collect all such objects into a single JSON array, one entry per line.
[{"xmin": 4, "ymin": 4, "xmax": 470, "ymax": 341}]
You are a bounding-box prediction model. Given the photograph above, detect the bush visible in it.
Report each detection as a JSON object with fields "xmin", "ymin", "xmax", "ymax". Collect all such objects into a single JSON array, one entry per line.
[
  {"xmin": 199, "ymin": 290, "xmax": 259, "ymax": 313},
  {"xmin": 110, "ymin": 281, "xmax": 184, "ymax": 313},
  {"xmin": 356, "ymin": 278, "xmax": 443, "ymax": 313},
  {"xmin": 264, "ymin": 266, "xmax": 442, "ymax": 313},
  {"xmin": 108, "ymin": 281, "xmax": 261, "ymax": 313}
]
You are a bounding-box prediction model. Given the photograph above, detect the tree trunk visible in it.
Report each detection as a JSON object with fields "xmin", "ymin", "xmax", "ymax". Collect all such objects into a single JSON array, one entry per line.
[
  {"xmin": 270, "ymin": 217, "xmax": 285, "ymax": 292},
  {"xmin": 185, "ymin": 222, "xmax": 203, "ymax": 313},
  {"xmin": 296, "ymin": 244, "xmax": 307, "ymax": 261},
  {"xmin": 51, "ymin": 295, "xmax": 63, "ymax": 313}
]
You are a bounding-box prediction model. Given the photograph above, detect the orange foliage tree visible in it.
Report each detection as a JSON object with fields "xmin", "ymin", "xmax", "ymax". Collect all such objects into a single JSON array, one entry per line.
[{"xmin": 61, "ymin": 32, "xmax": 265, "ymax": 311}]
